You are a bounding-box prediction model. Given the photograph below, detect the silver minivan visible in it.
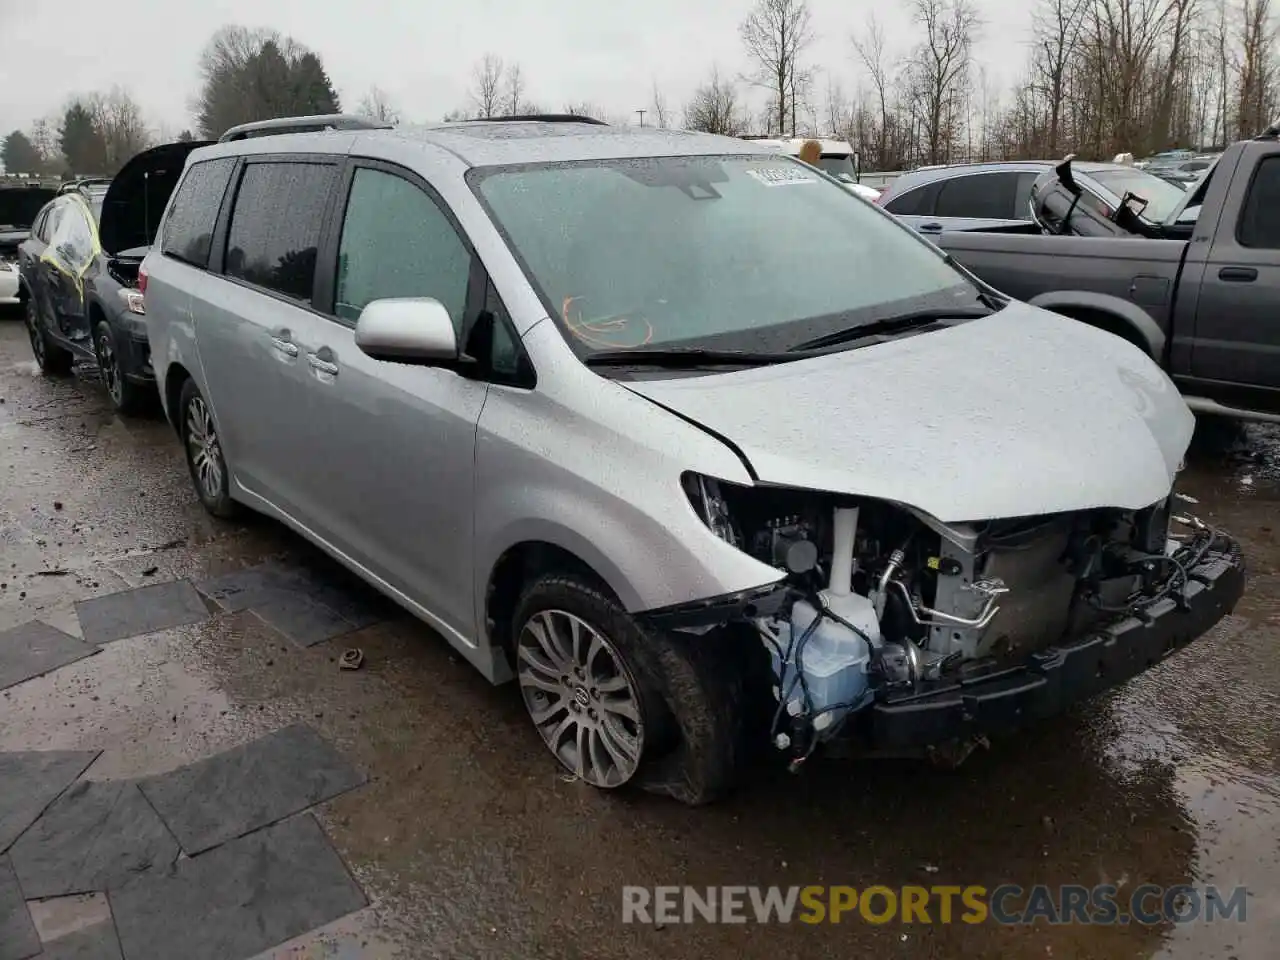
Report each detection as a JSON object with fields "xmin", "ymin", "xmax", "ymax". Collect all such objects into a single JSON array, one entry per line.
[{"xmin": 141, "ymin": 116, "xmax": 1243, "ymax": 803}]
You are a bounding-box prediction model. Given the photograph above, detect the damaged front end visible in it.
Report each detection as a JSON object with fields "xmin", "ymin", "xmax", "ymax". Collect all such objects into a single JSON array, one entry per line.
[{"xmin": 663, "ymin": 475, "xmax": 1245, "ymax": 768}]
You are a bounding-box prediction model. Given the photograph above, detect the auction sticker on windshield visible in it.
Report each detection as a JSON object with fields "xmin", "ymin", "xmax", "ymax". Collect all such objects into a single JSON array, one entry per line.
[{"xmin": 746, "ymin": 167, "xmax": 817, "ymax": 186}]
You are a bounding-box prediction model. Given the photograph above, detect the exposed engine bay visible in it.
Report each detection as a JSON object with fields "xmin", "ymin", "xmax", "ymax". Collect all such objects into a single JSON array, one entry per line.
[{"xmin": 683, "ymin": 474, "xmax": 1219, "ymax": 765}]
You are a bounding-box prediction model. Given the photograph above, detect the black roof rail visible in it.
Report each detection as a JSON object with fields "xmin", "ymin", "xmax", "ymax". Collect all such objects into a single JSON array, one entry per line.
[
  {"xmin": 1258, "ymin": 118, "xmax": 1280, "ymax": 139},
  {"xmin": 467, "ymin": 114, "xmax": 607, "ymax": 126},
  {"xmin": 218, "ymin": 114, "xmax": 394, "ymax": 143}
]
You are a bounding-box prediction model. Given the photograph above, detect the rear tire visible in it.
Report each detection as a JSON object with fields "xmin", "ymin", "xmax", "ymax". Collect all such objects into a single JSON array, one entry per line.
[
  {"xmin": 512, "ymin": 574, "xmax": 750, "ymax": 804},
  {"xmin": 178, "ymin": 377, "xmax": 240, "ymax": 519},
  {"xmin": 94, "ymin": 320, "xmax": 149, "ymax": 416},
  {"xmin": 25, "ymin": 298, "xmax": 73, "ymax": 376}
]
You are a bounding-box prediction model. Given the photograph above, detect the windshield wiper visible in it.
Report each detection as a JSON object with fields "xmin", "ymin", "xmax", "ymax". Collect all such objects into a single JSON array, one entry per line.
[
  {"xmin": 787, "ymin": 307, "xmax": 992, "ymax": 353},
  {"xmin": 584, "ymin": 347, "xmax": 795, "ymax": 368}
]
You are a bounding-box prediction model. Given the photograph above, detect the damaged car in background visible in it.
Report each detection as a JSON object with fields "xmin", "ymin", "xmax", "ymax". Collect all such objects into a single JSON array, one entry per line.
[
  {"xmin": 16, "ymin": 140, "xmax": 210, "ymax": 412},
  {"xmin": 141, "ymin": 121, "xmax": 1246, "ymax": 805},
  {"xmin": 1, "ymin": 180, "xmax": 57, "ymax": 305}
]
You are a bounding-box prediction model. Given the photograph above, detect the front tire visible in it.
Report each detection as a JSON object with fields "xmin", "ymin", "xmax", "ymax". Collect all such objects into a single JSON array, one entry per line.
[
  {"xmin": 25, "ymin": 298, "xmax": 73, "ymax": 375},
  {"xmin": 512, "ymin": 574, "xmax": 750, "ymax": 804},
  {"xmin": 178, "ymin": 378, "xmax": 239, "ymax": 519},
  {"xmin": 94, "ymin": 321, "xmax": 149, "ymax": 416}
]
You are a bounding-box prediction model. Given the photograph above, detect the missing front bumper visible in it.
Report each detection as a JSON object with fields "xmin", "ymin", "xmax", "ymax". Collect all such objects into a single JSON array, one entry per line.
[{"xmin": 860, "ymin": 535, "xmax": 1245, "ymax": 751}]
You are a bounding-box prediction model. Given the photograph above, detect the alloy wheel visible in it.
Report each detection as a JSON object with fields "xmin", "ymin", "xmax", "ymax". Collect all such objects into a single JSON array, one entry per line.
[
  {"xmin": 185, "ymin": 395, "xmax": 224, "ymax": 500},
  {"xmin": 97, "ymin": 329, "xmax": 122, "ymax": 405},
  {"xmin": 516, "ymin": 609, "xmax": 644, "ymax": 788}
]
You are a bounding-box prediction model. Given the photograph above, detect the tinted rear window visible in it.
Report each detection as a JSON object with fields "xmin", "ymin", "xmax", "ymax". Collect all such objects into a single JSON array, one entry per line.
[
  {"xmin": 223, "ymin": 161, "xmax": 337, "ymax": 303},
  {"xmin": 934, "ymin": 172, "xmax": 1019, "ymax": 219},
  {"xmin": 161, "ymin": 158, "xmax": 235, "ymax": 268},
  {"xmin": 1239, "ymin": 155, "xmax": 1280, "ymax": 249},
  {"xmin": 884, "ymin": 181, "xmax": 938, "ymax": 216}
]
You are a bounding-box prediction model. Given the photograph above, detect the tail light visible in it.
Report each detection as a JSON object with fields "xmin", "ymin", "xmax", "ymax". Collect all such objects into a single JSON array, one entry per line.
[
  {"xmin": 117, "ymin": 288, "xmax": 146, "ymax": 315},
  {"xmin": 136, "ymin": 267, "xmax": 148, "ymax": 295}
]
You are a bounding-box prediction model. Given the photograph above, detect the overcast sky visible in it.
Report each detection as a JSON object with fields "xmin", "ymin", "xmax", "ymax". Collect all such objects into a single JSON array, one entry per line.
[{"xmin": 4, "ymin": 0, "xmax": 1035, "ymax": 137}]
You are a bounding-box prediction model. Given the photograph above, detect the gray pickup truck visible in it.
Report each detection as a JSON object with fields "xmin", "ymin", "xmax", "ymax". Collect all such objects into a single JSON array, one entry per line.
[{"xmin": 936, "ymin": 128, "xmax": 1280, "ymax": 423}]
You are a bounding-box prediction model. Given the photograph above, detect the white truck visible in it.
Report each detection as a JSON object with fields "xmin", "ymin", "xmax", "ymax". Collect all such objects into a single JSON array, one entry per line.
[{"xmin": 748, "ymin": 137, "xmax": 881, "ymax": 200}]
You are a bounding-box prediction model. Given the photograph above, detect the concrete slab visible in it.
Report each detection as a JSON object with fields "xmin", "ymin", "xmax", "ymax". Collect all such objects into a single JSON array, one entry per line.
[
  {"xmin": 37, "ymin": 921, "xmax": 123, "ymax": 960},
  {"xmin": 0, "ymin": 751, "xmax": 99, "ymax": 852},
  {"xmin": 195, "ymin": 561, "xmax": 383, "ymax": 635},
  {"xmin": 251, "ymin": 593, "xmax": 358, "ymax": 648},
  {"xmin": 74, "ymin": 581, "xmax": 209, "ymax": 645},
  {"xmin": 0, "ymin": 620, "xmax": 96, "ymax": 692},
  {"xmin": 10, "ymin": 780, "xmax": 179, "ymax": 898},
  {"xmin": 0, "ymin": 857, "xmax": 39, "ymax": 960},
  {"xmin": 137, "ymin": 725, "xmax": 365, "ymax": 855},
  {"xmin": 109, "ymin": 814, "xmax": 366, "ymax": 960}
]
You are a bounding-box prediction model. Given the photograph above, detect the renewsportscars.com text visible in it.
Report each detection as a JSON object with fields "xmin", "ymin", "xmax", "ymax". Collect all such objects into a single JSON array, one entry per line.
[{"xmin": 621, "ymin": 884, "xmax": 1248, "ymax": 926}]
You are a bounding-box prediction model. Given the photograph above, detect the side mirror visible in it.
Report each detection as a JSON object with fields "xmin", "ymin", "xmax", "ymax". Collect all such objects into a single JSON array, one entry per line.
[{"xmin": 354, "ymin": 298, "xmax": 458, "ymax": 365}]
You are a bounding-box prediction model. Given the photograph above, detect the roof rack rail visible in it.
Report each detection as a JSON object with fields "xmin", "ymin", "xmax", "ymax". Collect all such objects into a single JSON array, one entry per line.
[
  {"xmin": 1259, "ymin": 118, "xmax": 1280, "ymax": 139},
  {"xmin": 218, "ymin": 114, "xmax": 394, "ymax": 143},
  {"xmin": 467, "ymin": 113, "xmax": 607, "ymax": 126}
]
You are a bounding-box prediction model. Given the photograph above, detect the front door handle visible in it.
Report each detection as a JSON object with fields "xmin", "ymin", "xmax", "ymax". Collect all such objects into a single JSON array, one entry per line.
[
  {"xmin": 307, "ymin": 353, "xmax": 338, "ymax": 376},
  {"xmin": 1219, "ymin": 266, "xmax": 1258, "ymax": 282},
  {"xmin": 919, "ymin": 222, "xmax": 943, "ymax": 233},
  {"xmin": 269, "ymin": 330, "xmax": 299, "ymax": 357}
]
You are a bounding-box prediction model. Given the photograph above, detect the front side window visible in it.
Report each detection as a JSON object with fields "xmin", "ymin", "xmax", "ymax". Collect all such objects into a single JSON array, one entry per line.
[
  {"xmin": 162, "ymin": 157, "xmax": 235, "ymax": 269},
  {"xmin": 1238, "ymin": 155, "xmax": 1280, "ymax": 249},
  {"xmin": 935, "ymin": 173, "xmax": 1019, "ymax": 219},
  {"xmin": 334, "ymin": 167, "xmax": 471, "ymax": 327},
  {"xmin": 473, "ymin": 155, "xmax": 978, "ymax": 356},
  {"xmin": 224, "ymin": 161, "xmax": 336, "ymax": 302},
  {"xmin": 32, "ymin": 206, "xmax": 51, "ymax": 242},
  {"xmin": 44, "ymin": 197, "xmax": 96, "ymax": 275}
]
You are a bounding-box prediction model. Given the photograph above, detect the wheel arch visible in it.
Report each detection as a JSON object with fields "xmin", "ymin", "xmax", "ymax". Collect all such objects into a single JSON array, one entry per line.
[
  {"xmin": 163, "ymin": 361, "xmax": 193, "ymax": 435},
  {"xmin": 1028, "ymin": 290, "xmax": 1166, "ymax": 358},
  {"xmin": 483, "ymin": 537, "xmax": 631, "ymax": 674}
]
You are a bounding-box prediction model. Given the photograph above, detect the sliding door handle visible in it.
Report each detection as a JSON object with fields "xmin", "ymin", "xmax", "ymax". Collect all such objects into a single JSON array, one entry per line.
[
  {"xmin": 269, "ymin": 336, "xmax": 299, "ymax": 357},
  {"xmin": 307, "ymin": 353, "xmax": 338, "ymax": 376}
]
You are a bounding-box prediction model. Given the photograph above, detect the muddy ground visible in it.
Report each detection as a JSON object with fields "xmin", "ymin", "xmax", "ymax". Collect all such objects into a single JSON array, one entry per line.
[{"xmin": 0, "ymin": 308, "xmax": 1276, "ymax": 959}]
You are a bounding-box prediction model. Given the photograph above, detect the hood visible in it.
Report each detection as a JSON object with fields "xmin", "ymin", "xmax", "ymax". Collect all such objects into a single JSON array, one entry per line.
[
  {"xmin": 623, "ymin": 304, "xmax": 1193, "ymax": 522},
  {"xmin": 98, "ymin": 139, "xmax": 212, "ymax": 255},
  {"xmin": 0, "ymin": 186, "xmax": 55, "ymax": 230}
]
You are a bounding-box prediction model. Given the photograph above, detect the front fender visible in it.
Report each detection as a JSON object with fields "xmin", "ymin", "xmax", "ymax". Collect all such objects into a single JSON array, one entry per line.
[{"xmin": 1028, "ymin": 290, "xmax": 1166, "ymax": 359}]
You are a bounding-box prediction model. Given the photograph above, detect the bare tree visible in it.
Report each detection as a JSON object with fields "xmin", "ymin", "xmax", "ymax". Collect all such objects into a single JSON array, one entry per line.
[
  {"xmin": 1031, "ymin": 0, "xmax": 1087, "ymax": 155},
  {"xmin": 471, "ymin": 54, "xmax": 505, "ymax": 118},
  {"xmin": 909, "ymin": 0, "xmax": 981, "ymax": 165},
  {"xmin": 88, "ymin": 87, "xmax": 152, "ymax": 171},
  {"xmin": 1237, "ymin": 0, "xmax": 1279, "ymax": 137},
  {"xmin": 684, "ymin": 67, "xmax": 745, "ymax": 136},
  {"xmin": 651, "ymin": 82, "xmax": 671, "ymax": 128},
  {"xmin": 27, "ymin": 117, "xmax": 61, "ymax": 173},
  {"xmin": 825, "ymin": 77, "xmax": 850, "ymax": 139},
  {"xmin": 564, "ymin": 101, "xmax": 606, "ymax": 119},
  {"xmin": 740, "ymin": 0, "xmax": 814, "ymax": 136},
  {"xmin": 852, "ymin": 14, "xmax": 894, "ymax": 168},
  {"xmin": 358, "ymin": 86, "xmax": 400, "ymax": 124},
  {"xmin": 504, "ymin": 63, "xmax": 527, "ymax": 116}
]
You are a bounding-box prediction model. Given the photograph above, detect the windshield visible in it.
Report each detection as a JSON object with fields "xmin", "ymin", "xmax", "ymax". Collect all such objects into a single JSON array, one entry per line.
[
  {"xmin": 1087, "ymin": 169, "xmax": 1186, "ymax": 222},
  {"xmin": 472, "ymin": 155, "xmax": 975, "ymax": 355},
  {"xmin": 817, "ymin": 154, "xmax": 857, "ymax": 181}
]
